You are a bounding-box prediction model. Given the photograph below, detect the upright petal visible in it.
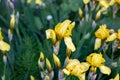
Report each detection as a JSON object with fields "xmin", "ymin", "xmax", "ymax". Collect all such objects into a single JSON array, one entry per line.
[
  {"xmin": 64, "ymin": 37, "xmax": 76, "ymax": 52},
  {"xmin": 46, "ymin": 29, "xmax": 56, "ymax": 44},
  {"xmin": 55, "ymin": 20, "xmax": 71, "ymax": 39}
]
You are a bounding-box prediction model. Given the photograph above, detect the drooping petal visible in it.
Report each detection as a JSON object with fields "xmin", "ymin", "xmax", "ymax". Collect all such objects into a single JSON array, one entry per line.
[
  {"xmin": 64, "ymin": 37, "xmax": 76, "ymax": 52},
  {"xmin": 106, "ymin": 33, "xmax": 117, "ymax": 42},
  {"xmin": 94, "ymin": 38, "xmax": 101, "ymax": 50},
  {"xmin": 99, "ymin": 65, "xmax": 111, "ymax": 75},
  {"xmin": 46, "ymin": 29, "xmax": 56, "ymax": 44},
  {"xmin": 0, "ymin": 41, "xmax": 10, "ymax": 51}
]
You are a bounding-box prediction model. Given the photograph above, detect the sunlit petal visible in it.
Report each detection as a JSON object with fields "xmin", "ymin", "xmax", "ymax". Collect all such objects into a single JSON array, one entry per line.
[{"xmin": 99, "ymin": 65, "xmax": 111, "ymax": 75}]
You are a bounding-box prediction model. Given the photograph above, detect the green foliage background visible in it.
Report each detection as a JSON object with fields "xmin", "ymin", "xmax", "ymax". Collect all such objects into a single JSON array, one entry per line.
[{"xmin": 0, "ymin": 0, "xmax": 120, "ymax": 80}]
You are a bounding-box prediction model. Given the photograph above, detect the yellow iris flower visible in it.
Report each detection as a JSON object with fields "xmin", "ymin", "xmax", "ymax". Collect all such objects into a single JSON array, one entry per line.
[
  {"xmin": 95, "ymin": 24, "xmax": 109, "ymax": 40},
  {"xmin": 86, "ymin": 53, "xmax": 111, "ymax": 75},
  {"xmin": 46, "ymin": 20, "xmax": 76, "ymax": 52},
  {"xmin": 63, "ymin": 59, "xmax": 89, "ymax": 80},
  {"xmin": 0, "ymin": 28, "xmax": 10, "ymax": 52}
]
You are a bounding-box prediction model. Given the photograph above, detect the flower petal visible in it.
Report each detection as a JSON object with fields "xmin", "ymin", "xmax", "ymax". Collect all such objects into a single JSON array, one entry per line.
[
  {"xmin": 99, "ymin": 65, "xmax": 111, "ymax": 75},
  {"xmin": 0, "ymin": 41, "xmax": 10, "ymax": 51},
  {"xmin": 46, "ymin": 29, "xmax": 56, "ymax": 44},
  {"xmin": 94, "ymin": 38, "xmax": 101, "ymax": 50},
  {"xmin": 64, "ymin": 37, "xmax": 76, "ymax": 52}
]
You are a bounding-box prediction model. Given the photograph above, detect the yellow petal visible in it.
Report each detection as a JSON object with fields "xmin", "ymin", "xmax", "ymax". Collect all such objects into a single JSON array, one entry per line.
[
  {"xmin": 83, "ymin": 0, "xmax": 90, "ymax": 5},
  {"xmin": 46, "ymin": 58, "xmax": 52, "ymax": 72},
  {"xmin": 64, "ymin": 37, "xmax": 76, "ymax": 52},
  {"xmin": 114, "ymin": 73, "xmax": 119, "ymax": 80},
  {"xmin": 46, "ymin": 29, "xmax": 56, "ymax": 44},
  {"xmin": 0, "ymin": 28, "xmax": 3, "ymax": 41},
  {"xmin": 94, "ymin": 38, "xmax": 101, "ymax": 50},
  {"xmin": 115, "ymin": 0, "xmax": 120, "ymax": 5},
  {"xmin": 55, "ymin": 20, "xmax": 71, "ymax": 39},
  {"xmin": 0, "ymin": 41, "xmax": 10, "ymax": 51},
  {"xmin": 53, "ymin": 54, "xmax": 61, "ymax": 69},
  {"xmin": 35, "ymin": 0, "xmax": 42, "ymax": 5},
  {"xmin": 62, "ymin": 69, "xmax": 70, "ymax": 75},
  {"xmin": 99, "ymin": 65, "xmax": 111, "ymax": 75},
  {"xmin": 64, "ymin": 22, "xmax": 75, "ymax": 37},
  {"xmin": 78, "ymin": 73, "xmax": 85, "ymax": 80},
  {"xmin": 106, "ymin": 33, "xmax": 117, "ymax": 42},
  {"xmin": 117, "ymin": 29, "xmax": 120, "ymax": 41},
  {"xmin": 27, "ymin": 0, "xmax": 32, "ymax": 4},
  {"xmin": 81, "ymin": 62, "xmax": 90, "ymax": 71}
]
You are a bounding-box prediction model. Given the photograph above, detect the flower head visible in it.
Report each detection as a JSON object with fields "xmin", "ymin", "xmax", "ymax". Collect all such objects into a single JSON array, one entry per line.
[
  {"xmin": 86, "ymin": 53, "xmax": 105, "ymax": 67},
  {"xmin": 63, "ymin": 59, "xmax": 89, "ymax": 80},
  {"xmin": 95, "ymin": 24, "xmax": 109, "ymax": 40},
  {"xmin": 86, "ymin": 53, "xmax": 111, "ymax": 75}
]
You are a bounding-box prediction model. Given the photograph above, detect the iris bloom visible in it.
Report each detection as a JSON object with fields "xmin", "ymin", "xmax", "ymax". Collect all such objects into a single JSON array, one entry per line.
[
  {"xmin": 46, "ymin": 20, "xmax": 76, "ymax": 52},
  {"xmin": 0, "ymin": 28, "xmax": 10, "ymax": 52},
  {"xmin": 63, "ymin": 59, "xmax": 89, "ymax": 80},
  {"xmin": 94, "ymin": 24, "xmax": 109, "ymax": 50},
  {"xmin": 95, "ymin": 24, "xmax": 109, "ymax": 40},
  {"xmin": 86, "ymin": 53, "xmax": 111, "ymax": 75}
]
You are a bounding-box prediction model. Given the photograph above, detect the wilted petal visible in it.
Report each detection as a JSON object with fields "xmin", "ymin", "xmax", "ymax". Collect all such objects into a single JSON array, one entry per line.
[
  {"xmin": 64, "ymin": 37, "xmax": 76, "ymax": 52},
  {"xmin": 94, "ymin": 38, "xmax": 101, "ymax": 50},
  {"xmin": 99, "ymin": 65, "xmax": 111, "ymax": 75}
]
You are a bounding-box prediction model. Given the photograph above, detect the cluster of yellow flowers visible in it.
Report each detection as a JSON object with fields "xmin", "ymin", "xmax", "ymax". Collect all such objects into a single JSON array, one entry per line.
[
  {"xmin": 94, "ymin": 24, "xmax": 120, "ymax": 50},
  {"xmin": 62, "ymin": 52, "xmax": 111, "ymax": 80}
]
